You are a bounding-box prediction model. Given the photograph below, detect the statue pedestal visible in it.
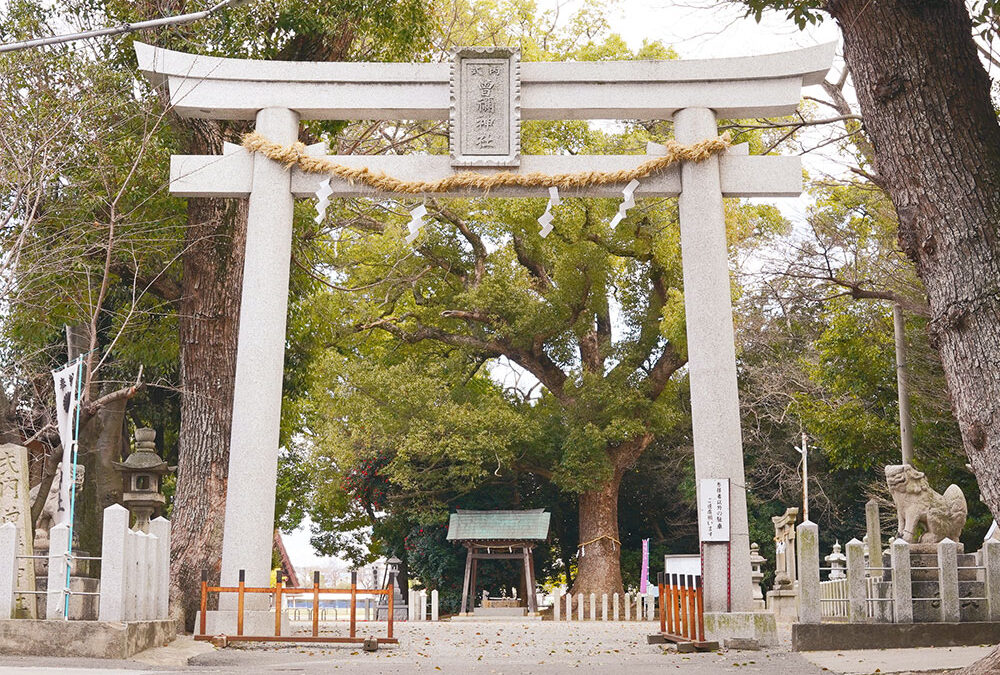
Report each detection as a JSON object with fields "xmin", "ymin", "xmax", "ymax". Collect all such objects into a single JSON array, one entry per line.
[{"xmin": 766, "ymin": 588, "xmax": 798, "ymax": 623}]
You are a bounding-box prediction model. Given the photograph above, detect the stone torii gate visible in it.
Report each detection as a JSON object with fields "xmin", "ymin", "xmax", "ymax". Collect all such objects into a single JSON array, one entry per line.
[{"xmin": 136, "ymin": 41, "xmax": 833, "ymax": 636}]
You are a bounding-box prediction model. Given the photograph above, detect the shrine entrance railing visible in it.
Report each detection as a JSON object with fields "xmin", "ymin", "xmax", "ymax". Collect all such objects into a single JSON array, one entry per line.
[
  {"xmin": 195, "ymin": 569, "xmax": 397, "ymax": 645},
  {"xmin": 649, "ymin": 572, "xmax": 719, "ymax": 652}
]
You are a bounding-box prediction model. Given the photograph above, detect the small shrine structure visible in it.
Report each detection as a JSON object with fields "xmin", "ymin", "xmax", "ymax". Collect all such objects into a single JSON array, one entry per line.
[{"xmin": 447, "ymin": 509, "xmax": 550, "ymax": 615}]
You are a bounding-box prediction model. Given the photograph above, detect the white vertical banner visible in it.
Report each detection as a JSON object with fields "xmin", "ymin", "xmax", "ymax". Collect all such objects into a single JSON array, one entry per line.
[
  {"xmin": 51, "ymin": 360, "xmax": 80, "ymax": 526},
  {"xmin": 699, "ymin": 478, "xmax": 731, "ymax": 542}
]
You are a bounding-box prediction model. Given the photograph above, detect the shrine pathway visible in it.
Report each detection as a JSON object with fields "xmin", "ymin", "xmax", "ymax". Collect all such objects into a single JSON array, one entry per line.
[{"xmin": 0, "ymin": 620, "xmax": 988, "ymax": 673}]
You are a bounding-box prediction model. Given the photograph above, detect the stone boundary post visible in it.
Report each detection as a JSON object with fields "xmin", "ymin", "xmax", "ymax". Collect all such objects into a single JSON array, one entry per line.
[
  {"xmin": 99, "ymin": 504, "xmax": 129, "ymax": 621},
  {"xmin": 891, "ymin": 539, "xmax": 913, "ymax": 623},
  {"xmin": 431, "ymin": 589, "xmax": 439, "ymax": 621},
  {"xmin": 589, "ymin": 593, "xmax": 596, "ymax": 620},
  {"xmin": 565, "ymin": 591, "xmax": 572, "ymax": 621},
  {"xmin": 613, "ymin": 592, "xmax": 619, "ymax": 621},
  {"xmin": 624, "ymin": 592, "xmax": 631, "ymax": 620},
  {"xmin": 148, "ymin": 516, "xmax": 171, "ymax": 619},
  {"xmin": 845, "ymin": 538, "xmax": 867, "ymax": 623},
  {"xmin": 985, "ymin": 540, "xmax": 1000, "ymax": 621},
  {"xmin": 552, "ymin": 589, "xmax": 561, "ymax": 620},
  {"xmin": 46, "ymin": 523, "xmax": 69, "ymax": 619},
  {"xmin": 865, "ymin": 500, "xmax": 881, "ymax": 568},
  {"xmin": 0, "ymin": 522, "xmax": 16, "ymax": 619},
  {"xmin": 796, "ymin": 521, "xmax": 821, "ymax": 623},
  {"xmin": 577, "ymin": 593, "xmax": 583, "ymax": 621},
  {"xmin": 938, "ymin": 539, "xmax": 960, "ymax": 622},
  {"xmin": 601, "ymin": 593, "xmax": 608, "ymax": 621}
]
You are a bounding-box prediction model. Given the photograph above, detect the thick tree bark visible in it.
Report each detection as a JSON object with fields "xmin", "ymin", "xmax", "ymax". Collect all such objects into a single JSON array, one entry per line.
[
  {"xmin": 572, "ymin": 469, "xmax": 625, "ymax": 600},
  {"xmin": 571, "ymin": 435, "xmax": 654, "ymax": 599},
  {"xmin": 830, "ymin": 0, "xmax": 1000, "ymax": 517},
  {"xmin": 825, "ymin": 2, "xmax": 1000, "ymax": 670},
  {"xmin": 168, "ymin": 120, "xmax": 248, "ymax": 629}
]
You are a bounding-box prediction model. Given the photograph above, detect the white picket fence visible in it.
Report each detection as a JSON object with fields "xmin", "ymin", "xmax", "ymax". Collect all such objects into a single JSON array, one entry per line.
[
  {"xmin": 550, "ymin": 589, "xmax": 657, "ymax": 621},
  {"xmin": 820, "ymin": 576, "xmax": 882, "ymax": 619},
  {"xmin": 0, "ymin": 504, "xmax": 170, "ymax": 621},
  {"xmin": 408, "ymin": 588, "xmax": 439, "ymax": 621}
]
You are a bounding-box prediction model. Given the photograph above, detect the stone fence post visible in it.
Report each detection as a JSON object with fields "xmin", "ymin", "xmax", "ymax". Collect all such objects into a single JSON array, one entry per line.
[
  {"xmin": 845, "ymin": 538, "xmax": 867, "ymax": 623},
  {"xmin": 565, "ymin": 590, "xmax": 572, "ymax": 621},
  {"xmin": 938, "ymin": 539, "xmax": 960, "ymax": 622},
  {"xmin": 149, "ymin": 516, "xmax": 171, "ymax": 619},
  {"xmin": 985, "ymin": 540, "xmax": 1000, "ymax": 621},
  {"xmin": 99, "ymin": 504, "xmax": 129, "ymax": 621},
  {"xmin": 46, "ymin": 522, "xmax": 69, "ymax": 619},
  {"xmin": 589, "ymin": 593, "xmax": 596, "ymax": 620},
  {"xmin": 613, "ymin": 592, "xmax": 619, "ymax": 620},
  {"xmin": 796, "ymin": 520, "xmax": 821, "ymax": 623},
  {"xmin": 431, "ymin": 589, "xmax": 439, "ymax": 621},
  {"xmin": 0, "ymin": 522, "xmax": 17, "ymax": 619},
  {"xmin": 552, "ymin": 588, "xmax": 561, "ymax": 620},
  {"xmin": 891, "ymin": 539, "xmax": 913, "ymax": 623}
]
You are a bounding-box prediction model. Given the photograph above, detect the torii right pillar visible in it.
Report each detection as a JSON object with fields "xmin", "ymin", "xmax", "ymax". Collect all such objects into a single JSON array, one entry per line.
[{"xmin": 675, "ymin": 107, "xmax": 775, "ymax": 644}]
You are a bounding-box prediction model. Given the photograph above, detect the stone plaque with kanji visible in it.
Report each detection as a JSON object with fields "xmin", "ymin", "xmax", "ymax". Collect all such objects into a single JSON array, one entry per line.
[
  {"xmin": 450, "ymin": 47, "xmax": 520, "ymax": 167},
  {"xmin": 0, "ymin": 443, "xmax": 36, "ymax": 616}
]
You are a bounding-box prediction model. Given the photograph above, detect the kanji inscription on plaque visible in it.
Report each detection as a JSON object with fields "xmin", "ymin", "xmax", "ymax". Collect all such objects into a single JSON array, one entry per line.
[{"xmin": 450, "ymin": 47, "xmax": 520, "ymax": 167}]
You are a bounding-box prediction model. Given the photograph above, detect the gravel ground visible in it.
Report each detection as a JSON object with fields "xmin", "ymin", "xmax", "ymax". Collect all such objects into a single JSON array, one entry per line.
[
  {"xmin": 188, "ymin": 620, "xmax": 826, "ymax": 674},
  {"xmin": 0, "ymin": 620, "xmax": 982, "ymax": 674}
]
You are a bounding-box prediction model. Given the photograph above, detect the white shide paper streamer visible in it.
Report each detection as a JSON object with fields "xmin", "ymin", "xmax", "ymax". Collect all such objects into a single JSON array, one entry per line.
[
  {"xmin": 405, "ymin": 203, "xmax": 428, "ymax": 245},
  {"xmin": 608, "ymin": 179, "xmax": 640, "ymax": 228},
  {"xmin": 314, "ymin": 177, "xmax": 333, "ymax": 225},
  {"xmin": 538, "ymin": 186, "xmax": 561, "ymax": 238}
]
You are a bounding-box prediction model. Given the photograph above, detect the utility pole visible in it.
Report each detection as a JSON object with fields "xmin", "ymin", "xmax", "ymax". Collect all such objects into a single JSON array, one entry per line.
[
  {"xmin": 893, "ymin": 303, "xmax": 915, "ymax": 465},
  {"xmin": 0, "ymin": 0, "xmax": 251, "ymax": 53},
  {"xmin": 798, "ymin": 432, "xmax": 809, "ymax": 523}
]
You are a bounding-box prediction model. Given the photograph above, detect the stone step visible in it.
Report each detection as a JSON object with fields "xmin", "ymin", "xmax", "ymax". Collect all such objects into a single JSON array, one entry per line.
[{"xmin": 473, "ymin": 606, "xmax": 528, "ymax": 616}]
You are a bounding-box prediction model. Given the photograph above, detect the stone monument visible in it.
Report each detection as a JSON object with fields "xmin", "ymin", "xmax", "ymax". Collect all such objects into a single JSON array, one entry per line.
[
  {"xmin": 766, "ymin": 506, "xmax": 798, "ymax": 622},
  {"xmin": 0, "ymin": 443, "xmax": 35, "ymax": 617}
]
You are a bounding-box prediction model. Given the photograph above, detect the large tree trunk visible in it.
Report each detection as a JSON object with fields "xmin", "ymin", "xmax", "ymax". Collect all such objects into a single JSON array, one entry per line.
[
  {"xmin": 831, "ymin": 0, "xmax": 1000, "ymax": 523},
  {"xmin": 572, "ymin": 469, "xmax": 625, "ymax": 599},
  {"xmin": 571, "ymin": 435, "xmax": 654, "ymax": 599},
  {"xmin": 826, "ymin": 1, "xmax": 1000, "ymax": 670},
  {"xmin": 168, "ymin": 119, "xmax": 247, "ymax": 629}
]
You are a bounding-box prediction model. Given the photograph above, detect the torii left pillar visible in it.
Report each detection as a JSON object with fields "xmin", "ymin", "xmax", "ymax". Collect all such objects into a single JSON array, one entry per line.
[{"xmin": 216, "ymin": 107, "xmax": 299, "ymax": 619}]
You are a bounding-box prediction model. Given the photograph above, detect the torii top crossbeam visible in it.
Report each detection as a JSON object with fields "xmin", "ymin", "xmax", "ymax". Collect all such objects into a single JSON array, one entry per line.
[{"xmin": 135, "ymin": 41, "xmax": 834, "ymax": 635}]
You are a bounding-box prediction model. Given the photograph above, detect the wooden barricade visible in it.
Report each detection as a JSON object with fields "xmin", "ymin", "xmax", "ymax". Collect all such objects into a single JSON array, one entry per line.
[
  {"xmin": 195, "ymin": 568, "xmax": 397, "ymax": 646},
  {"xmin": 649, "ymin": 572, "xmax": 718, "ymax": 652}
]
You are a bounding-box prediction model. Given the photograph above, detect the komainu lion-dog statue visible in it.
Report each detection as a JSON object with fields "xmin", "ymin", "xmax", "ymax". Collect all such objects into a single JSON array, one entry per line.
[{"xmin": 885, "ymin": 464, "xmax": 967, "ymax": 543}]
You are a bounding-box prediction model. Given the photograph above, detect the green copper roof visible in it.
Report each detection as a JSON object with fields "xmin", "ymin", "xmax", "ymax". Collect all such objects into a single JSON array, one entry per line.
[{"xmin": 446, "ymin": 509, "xmax": 550, "ymax": 542}]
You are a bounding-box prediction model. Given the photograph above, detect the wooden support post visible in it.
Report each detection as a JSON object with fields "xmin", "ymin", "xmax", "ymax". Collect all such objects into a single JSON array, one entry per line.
[
  {"xmin": 524, "ymin": 546, "xmax": 537, "ymax": 613},
  {"xmin": 470, "ymin": 557, "xmax": 479, "ymax": 612},
  {"xmin": 237, "ymin": 569, "xmax": 246, "ymax": 636},
  {"xmin": 460, "ymin": 544, "xmax": 473, "ymax": 615},
  {"xmin": 199, "ymin": 570, "xmax": 208, "ymax": 636},
  {"xmin": 387, "ymin": 572, "xmax": 395, "ymax": 639},
  {"xmin": 312, "ymin": 570, "xmax": 320, "ymax": 637},
  {"xmin": 274, "ymin": 570, "xmax": 283, "ymax": 636},
  {"xmin": 350, "ymin": 571, "xmax": 357, "ymax": 638},
  {"xmin": 687, "ymin": 575, "xmax": 697, "ymax": 640},
  {"xmin": 678, "ymin": 574, "xmax": 688, "ymax": 639}
]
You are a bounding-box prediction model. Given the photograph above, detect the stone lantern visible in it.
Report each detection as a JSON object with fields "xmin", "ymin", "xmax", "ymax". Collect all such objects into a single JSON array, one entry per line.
[
  {"xmin": 825, "ymin": 540, "xmax": 847, "ymax": 580},
  {"xmin": 114, "ymin": 428, "xmax": 173, "ymax": 532}
]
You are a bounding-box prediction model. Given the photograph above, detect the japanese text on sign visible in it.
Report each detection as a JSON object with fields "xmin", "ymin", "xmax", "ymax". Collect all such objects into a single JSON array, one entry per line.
[{"xmin": 699, "ymin": 478, "xmax": 730, "ymax": 542}]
